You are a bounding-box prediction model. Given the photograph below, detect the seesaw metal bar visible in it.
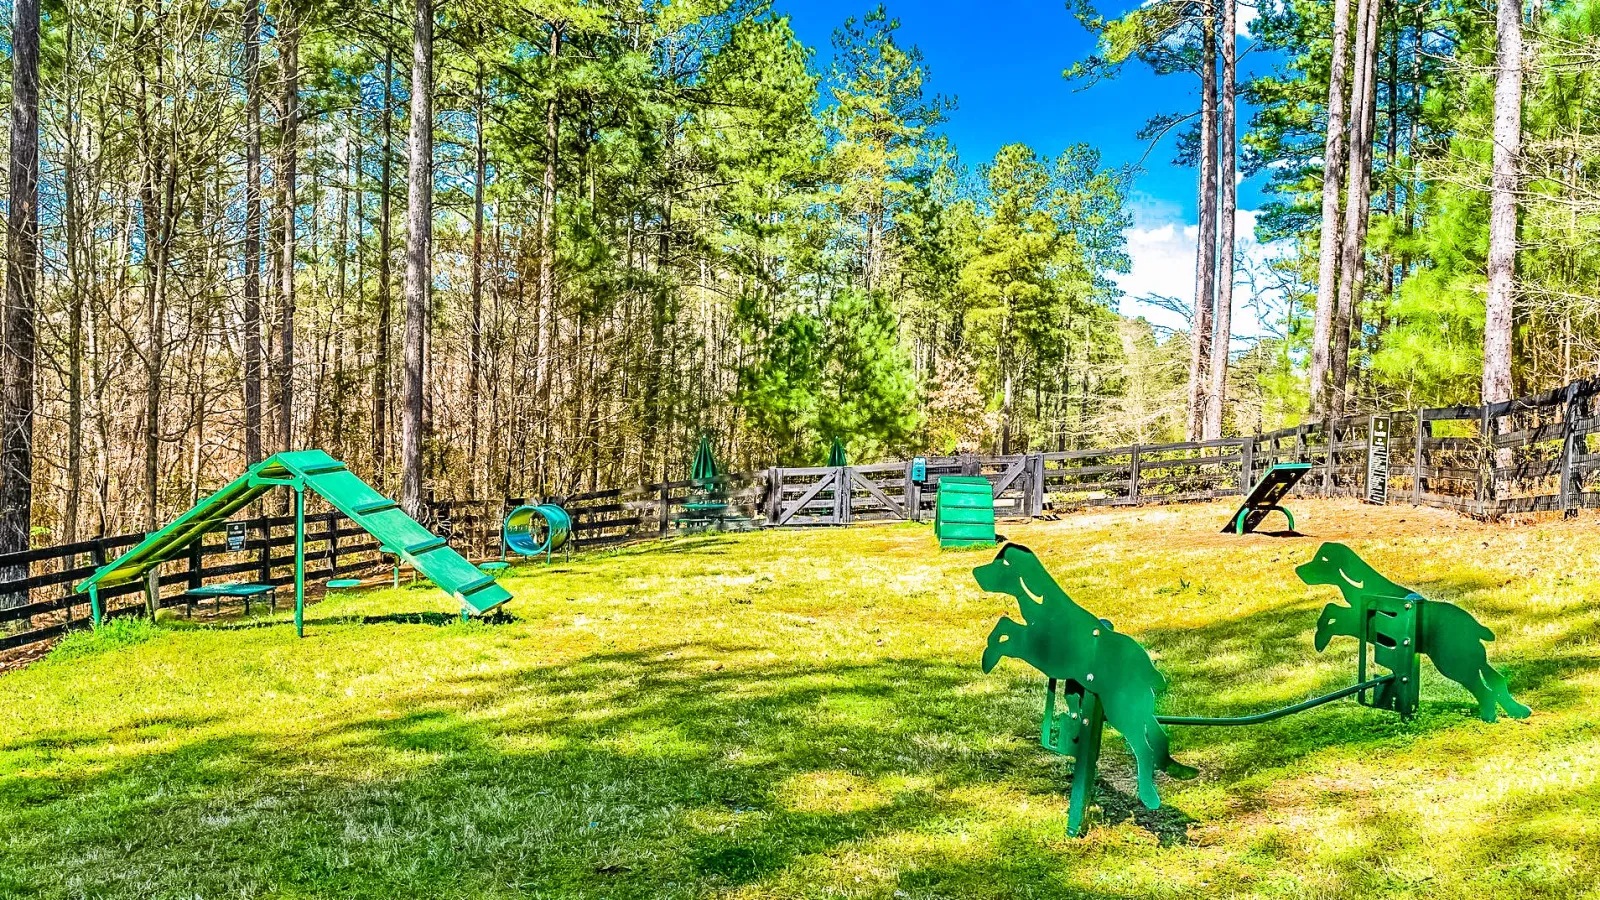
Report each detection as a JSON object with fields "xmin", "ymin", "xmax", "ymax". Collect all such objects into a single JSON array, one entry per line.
[{"xmin": 1156, "ymin": 675, "xmax": 1394, "ymax": 727}]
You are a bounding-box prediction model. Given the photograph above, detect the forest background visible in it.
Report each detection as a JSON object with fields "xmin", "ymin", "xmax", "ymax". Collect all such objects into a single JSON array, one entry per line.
[{"xmin": 0, "ymin": 0, "xmax": 1593, "ymax": 553}]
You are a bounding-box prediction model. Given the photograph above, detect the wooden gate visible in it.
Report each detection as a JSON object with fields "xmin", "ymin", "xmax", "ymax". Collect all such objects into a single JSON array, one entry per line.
[{"xmin": 769, "ymin": 467, "xmax": 845, "ymax": 526}]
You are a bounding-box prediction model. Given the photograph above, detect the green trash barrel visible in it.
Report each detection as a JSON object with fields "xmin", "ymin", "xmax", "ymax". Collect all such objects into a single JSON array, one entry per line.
[{"xmin": 934, "ymin": 477, "xmax": 997, "ymax": 548}]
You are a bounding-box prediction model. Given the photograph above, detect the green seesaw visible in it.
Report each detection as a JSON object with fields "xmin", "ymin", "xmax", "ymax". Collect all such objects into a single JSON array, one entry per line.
[{"xmin": 977, "ymin": 541, "xmax": 1529, "ymax": 836}]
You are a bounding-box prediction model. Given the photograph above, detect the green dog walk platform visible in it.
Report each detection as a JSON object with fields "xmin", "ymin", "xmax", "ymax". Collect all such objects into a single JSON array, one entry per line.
[{"xmin": 75, "ymin": 450, "xmax": 512, "ymax": 636}]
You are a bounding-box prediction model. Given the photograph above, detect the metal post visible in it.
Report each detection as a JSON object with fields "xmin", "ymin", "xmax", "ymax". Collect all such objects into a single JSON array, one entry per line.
[
  {"xmin": 1066, "ymin": 690, "xmax": 1105, "ymax": 837},
  {"xmin": 89, "ymin": 584, "xmax": 102, "ymax": 628},
  {"xmin": 294, "ymin": 485, "xmax": 306, "ymax": 638}
]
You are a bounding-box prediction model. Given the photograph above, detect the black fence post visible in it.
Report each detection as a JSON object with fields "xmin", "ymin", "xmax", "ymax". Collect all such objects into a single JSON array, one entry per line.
[
  {"xmin": 1414, "ymin": 410, "xmax": 1426, "ymax": 505},
  {"xmin": 1561, "ymin": 383, "xmax": 1579, "ymax": 519},
  {"xmin": 86, "ymin": 539, "xmax": 108, "ymax": 626},
  {"xmin": 1129, "ymin": 445, "xmax": 1142, "ymax": 505},
  {"xmin": 256, "ymin": 517, "xmax": 272, "ymax": 586},
  {"xmin": 329, "ymin": 513, "xmax": 341, "ymax": 575},
  {"xmin": 904, "ymin": 460, "xmax": 921, "ymax": 522},
  {"xmin": 837, "ymin": 466, "xmax": 852, "ymax": 525}
]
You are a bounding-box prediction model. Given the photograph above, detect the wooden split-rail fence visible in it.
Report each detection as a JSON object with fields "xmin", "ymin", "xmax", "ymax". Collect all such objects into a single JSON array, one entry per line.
[{"xmin": 3, "ymin": 376, "xmax": 1596, "ymax": 658}]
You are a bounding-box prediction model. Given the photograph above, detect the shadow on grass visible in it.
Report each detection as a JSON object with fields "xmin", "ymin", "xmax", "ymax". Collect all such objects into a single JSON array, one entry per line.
[{"xmin": 4, "ymin": 586, "xmax": 1595, "ymax": 898}]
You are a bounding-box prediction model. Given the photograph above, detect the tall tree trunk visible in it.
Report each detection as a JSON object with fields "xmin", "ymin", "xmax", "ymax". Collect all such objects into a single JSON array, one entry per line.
[
  {"xmin": 1484, "ymin": 0, "xmax": 1522, "ymax": 411},
  {"xmin": 1330, "ymin": 0, "xmax": 1381, "ymax": 420},
  {"xmin": 470, "ymin": 60, "xmax": 486, "ymax": 498},
  {"xmin": 400, "ymin": 0, "xmax": 433, "ymax": 517},
  {"xmin": 1375, "ymin": 7, "xmax": 1401, "ymax": 401},
  {"xmin": 1309, "ymin": 0, "xmax": 1354, "ymax": 416},
  {"xmin": 277, "ymin": 0, "xmax": 299, "ymax": 455},
  {"xmin": 536, "ymin": 20, "xmax": 562, "ymax": 492},
  {"xmin": 243, "ymin": 0, "xmax": 264, "ymax": 464},
  {"xmin": 375, "ymin": 48, "xmax": 394, "ymax": 481},
  {"xmin": 1205, "ymin": 0, "xmax": 1238, "ymax": 440},
  {"xmin": 62, "ymin": 17, "xmax": 85, "ymax": 546},
  {"xmin": 0, "ymin": 0, "xmax": 39, "ymax": 578},
  {"xmin": 1186, "ymin": 3, "xmax": 1218, "ymax": 441}
]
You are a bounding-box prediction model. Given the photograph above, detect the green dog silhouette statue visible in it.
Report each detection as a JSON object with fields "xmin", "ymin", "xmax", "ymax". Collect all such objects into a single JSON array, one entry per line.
[
  {"xmin": 978, "ymin": 541, "xmax": 1529, "ymax": 836},
  {"xmin": 977, "ymin": 543, "xmax": 1197, "ymax": 834},
  {"xmin": 1297, "ymin": 541, "xmax": 1530, "ymax": 722}
]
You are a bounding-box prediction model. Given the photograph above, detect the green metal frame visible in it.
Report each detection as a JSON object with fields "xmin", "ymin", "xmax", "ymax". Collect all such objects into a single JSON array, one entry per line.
[
  {"xmin": 977, "ymin": 541, "xmax": 1530, "ymax": 836},
  {"xmin": 1225, "ymin": 462, "xmax": 1312, "ymax": 535},
  {"xmin": 1234, "ymin": 504, "xmax": 1293, "ymax": 535},
  {"xmin": 501, "ymin": 504, "xmax": 572, "ymax": 564},
  {"xmin": 75, "ymin": 450, "xmax": 512, "ymax": 636}
]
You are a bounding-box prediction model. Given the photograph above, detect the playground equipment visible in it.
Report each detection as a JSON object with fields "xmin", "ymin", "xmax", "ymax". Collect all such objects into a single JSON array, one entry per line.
[
  {"xmin": 500, "ymin": 503, "xmax": 572, "ymax": 563},
  {"xmin": 978, "ymin": 541, "xmax": 1528, "ymax": 836},
  {"xmin": 1225, "ymin": 462, "xmax": 1311, "ymax": 534},
  {"xmin": 827, "ymin": 437, "xmax": 848, "ymax": 467},
  {"xmin": 74, "ymin": 450, "xmax": 513, "ymax": 637},
  {"xmin": 678, "ymin": 433, "xmax": 756, "ymax": 531},
  {"xmin": 934, "ymin": 476, "xmax": 996, "ymax": 548}
]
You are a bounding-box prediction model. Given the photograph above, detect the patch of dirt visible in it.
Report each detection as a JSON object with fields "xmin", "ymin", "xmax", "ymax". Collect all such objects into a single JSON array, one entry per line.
[{"xmin": 0, "ymin": 640, "xmax": 55, "ymax": 674}]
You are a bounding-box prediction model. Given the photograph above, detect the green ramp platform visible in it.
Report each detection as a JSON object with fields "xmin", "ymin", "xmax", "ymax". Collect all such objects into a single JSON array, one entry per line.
[
  {"xmin": 1225, "ymin": 462, "xmax": 1312, "ymax": 535},
  {"xmin": 75, "ymin": 450, "xmax": 512, "ymax": 635},
  {"xmin": 934, "ymin": 476, "xmax": 997, "ymax": 548}
]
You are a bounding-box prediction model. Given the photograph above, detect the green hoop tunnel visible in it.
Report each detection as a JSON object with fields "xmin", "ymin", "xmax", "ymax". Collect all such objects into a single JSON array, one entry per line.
[{"xmin": 503, "ymin": 504, "xmax": 572, "ymax": 558}]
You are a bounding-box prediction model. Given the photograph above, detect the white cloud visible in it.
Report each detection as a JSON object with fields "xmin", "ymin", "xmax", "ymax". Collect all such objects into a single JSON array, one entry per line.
[
  {"xmin": 1236, "ymin": 1, "xmax": 1258, "ymax": 38},
  {"xmin": 1113, "ymin": 199, "xmax": 1288, "ymax": 346}
]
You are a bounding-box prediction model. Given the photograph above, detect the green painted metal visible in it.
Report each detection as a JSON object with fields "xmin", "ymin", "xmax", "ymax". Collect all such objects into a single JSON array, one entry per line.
[
  {"xmin": 978, "ymin": 540, "xmax": 1530, "ymax": 837},
  {"xmin": 935, "ymin": 477, "xmax": 997, "ymax": 548},
  {"xmin": 326, "ymin": 579, "xmax": 363, "ymax": 590},
  {"xmin": 1298, "ymin": 542, "xmax": 1530, "ymax": 722},
  {"xmin": 977, "ymin": 543, "xmax": 1196, "ymax": 829},
  {"xmin": 502, "ymin": 504, "xmax": 571, "ymax": 562},
  {"xmin": 294, "ymin": 485, "xmax": 307, "ymax": 636},
  {"xmin": 1225, "ymin": 462, "xmax": 1311, "ymax": 535},
  {"xmin": 75, "ymin": 450, "xmax": 512, "ymax": 630},
  {"xmin": 826, "ymin": 437, "xmax": 848, "ymax": 467},
  {"xmin": 1235, "ymin": 503, "xmax": 1293, "ymax": 535},
  {"xmin": 691, "ymin": 433, "xmax": 720, "ymax": 481},
  {"xmin": 1156, "ymin": 675, "xmax": 1393, "ymax": 726},
  {"xmin": 181, "ymin": 583, "xmax": 277, "ymax": 599}
]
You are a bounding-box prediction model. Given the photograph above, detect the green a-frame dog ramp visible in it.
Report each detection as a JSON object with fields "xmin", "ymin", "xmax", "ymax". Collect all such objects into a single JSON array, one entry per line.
[{"xmin": 74, "ymin": 450, "xmax": 512, "ymax": 635}]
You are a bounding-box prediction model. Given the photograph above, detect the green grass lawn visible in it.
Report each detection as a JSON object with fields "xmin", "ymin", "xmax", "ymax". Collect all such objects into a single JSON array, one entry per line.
[{"xmin": 3, "ymin": 499, "xmax": 1599, "ymax": 899}]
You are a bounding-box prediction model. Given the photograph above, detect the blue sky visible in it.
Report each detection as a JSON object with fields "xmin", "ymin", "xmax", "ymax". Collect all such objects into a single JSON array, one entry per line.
[{"xmin": 776, "ymin": 0, "xmax": 1284, "ymax": 333}]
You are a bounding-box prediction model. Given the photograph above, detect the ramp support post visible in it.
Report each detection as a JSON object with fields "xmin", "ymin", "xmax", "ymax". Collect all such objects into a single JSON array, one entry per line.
[
  {"xmin": 1066, "ymin": 689, "xmax": 1105, "ymax": 838},
  {"xmin": 294, "ymin": 482, "xmax": 306, "ymax": 638}
]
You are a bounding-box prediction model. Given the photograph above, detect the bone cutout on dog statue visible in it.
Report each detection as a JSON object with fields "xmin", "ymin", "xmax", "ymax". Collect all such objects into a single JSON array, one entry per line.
[
  {"xmin": 977, "ymin": 542, "xmax": 1197, "ymax": 811},
  {"xmin": 1297, "ymin": 542, "xmax": 1530, "ymax": 723}
]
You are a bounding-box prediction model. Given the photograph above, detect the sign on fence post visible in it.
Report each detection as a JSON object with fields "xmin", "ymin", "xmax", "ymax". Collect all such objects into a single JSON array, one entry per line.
[
  {"xmin": 225, "ymin": 521, "xmax": 247, "ymax": 552},
  {"xmin": 1367, "ymin": 415, "xmax": 1392, "ymax": 505}
]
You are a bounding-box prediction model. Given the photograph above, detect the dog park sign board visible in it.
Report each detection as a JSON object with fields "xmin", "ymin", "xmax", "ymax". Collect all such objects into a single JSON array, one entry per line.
[{"xmin": 1367, "ymin": 415, "xmax": 1391, "ymax": 505}]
